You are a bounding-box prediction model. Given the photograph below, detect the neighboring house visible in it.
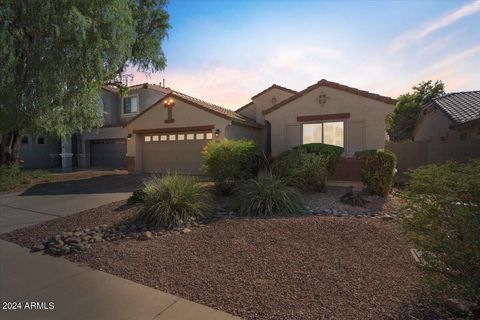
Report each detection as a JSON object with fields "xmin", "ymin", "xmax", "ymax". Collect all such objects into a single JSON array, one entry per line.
[
  {"xmin": 19, "ymin": 79, "xmax": 396, "ymax": 182},
  {"xmin": 414, "ymin": 91, "xmax": 480, "ymax": 143}
]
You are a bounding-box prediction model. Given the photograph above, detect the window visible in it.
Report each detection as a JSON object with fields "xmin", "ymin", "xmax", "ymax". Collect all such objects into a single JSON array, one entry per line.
[
  {"xmin": 186, "ymin": 134, "xmax": 195, "ymax": 140},
  {"xmin": 152, "ymin": 135, "xmax": 159, "ymax": 141},
  {"xmin": 22, "ymin": 136, "xmax": 29, "ymax": 144},
  {"xmin": 196, "ymin": 133, "xmax": 205, "ymax": 140},
  {"xmin": 123, "ymin": 96, "xmax": 138, "ymax": 114},
  {"xmin": 144, "ymin": 136, "xmax": 151, "ymax": 142},
  {"xmin": 302, "ymin": 122, "xmax": 344, "ymax": 147},
  {"xmin": 206, "ymin": 133, "xmax": 213, "ymax": 139},
  {"xmin": 178, "ymin": 134, "xmax": 185, "ymax": 140},
  {"xmin": 169, "ymin": 134, "xmax": 176, "ymax": 141},
  {"xmin": 37, "ymin": 136, "xmax": 45, "ymax": 145},
  {"xmin": 160, "ymin": 135, "xmax": 168, "ymax": 141}
]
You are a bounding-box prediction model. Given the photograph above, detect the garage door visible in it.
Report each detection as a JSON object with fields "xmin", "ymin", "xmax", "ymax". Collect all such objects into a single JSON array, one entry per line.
[
  {"xmin": 90, "ymin": 139, "xmax": 126, "ymax": 168},
  {"xmin": 142, "ymin": 131, "xmax": 213, "ymax": 174}
]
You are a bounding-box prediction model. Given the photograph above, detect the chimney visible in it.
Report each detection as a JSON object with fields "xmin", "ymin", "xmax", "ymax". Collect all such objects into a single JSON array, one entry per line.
[{"xmin": 162, "ymin": 78, "xmax": 165, "ymax": 88}]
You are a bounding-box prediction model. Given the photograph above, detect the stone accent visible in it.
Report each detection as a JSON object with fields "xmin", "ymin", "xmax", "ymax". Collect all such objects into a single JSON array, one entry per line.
[{"xmin": 126, "ymin": 156, "xmax": 135, "ymax": 172}]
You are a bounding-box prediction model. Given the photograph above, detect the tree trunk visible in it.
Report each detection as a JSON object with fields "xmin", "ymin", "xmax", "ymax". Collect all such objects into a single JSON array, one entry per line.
[{"xmin": 0, "ymin": 131, "xmax": 23, "ymax": 166}]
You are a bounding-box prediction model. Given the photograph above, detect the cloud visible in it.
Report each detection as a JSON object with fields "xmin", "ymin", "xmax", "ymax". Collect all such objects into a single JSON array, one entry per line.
[{"xmin": 389, "ymin": 1, "xmax": 480, "ymax": 54}]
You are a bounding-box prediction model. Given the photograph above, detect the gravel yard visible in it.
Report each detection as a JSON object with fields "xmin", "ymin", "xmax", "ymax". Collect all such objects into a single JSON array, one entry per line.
[{"xmin": 2, "ymin": 194, "xmax": 434, "ymax": 320}]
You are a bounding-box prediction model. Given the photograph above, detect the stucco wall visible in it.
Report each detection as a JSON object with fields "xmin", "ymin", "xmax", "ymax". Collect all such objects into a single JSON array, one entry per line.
[
  {"xmin": 19, "ymin": 135, "xmax": 60, "ymax": 168},
  {"xmin": 225, "ymin": 123, "xmax": 261, "ymax": 145},
  {"xmin": 100, "ymin": 90, "xmax": 119, "ymax": 125},
  {"xmin": 252, "ymin": 88, "xmax": 296, "ymax": 125},
  {"xmin": 414, "ymin": 108, "xmax": 459, "ymax": 142},
  {"xmin": 265, "ymin": 86, "xmax": 394, "ymax": 156},
  {"xmin": 236, "ymin": 103, "xmax": 256, "ymax": 120},
  {"xmin": 119, "ymin": 88, "xmax": 167, "ymax": 124},
  {"xmin": 124, "ymin": 99, "xmax": 232, "ymax": 160}
]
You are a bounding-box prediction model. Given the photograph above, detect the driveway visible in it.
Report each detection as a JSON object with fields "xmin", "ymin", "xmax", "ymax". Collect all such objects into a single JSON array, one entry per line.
[{"xmin": 0, "ymin": 173, "xmax": 145, "ymax": 234}]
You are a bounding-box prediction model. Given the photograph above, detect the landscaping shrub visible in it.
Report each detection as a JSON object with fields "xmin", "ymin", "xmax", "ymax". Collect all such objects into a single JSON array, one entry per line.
[
  {"xmin": 271, "ymin": 149, "xmax": 329, "ymax": 191},
  {"xmin": 400, "ymin": 160, "xmax": 480, "ymax": 303},
  {"xmin": 0, "ymin": 164, "xmax": 50, "ymax": 192},
  {"xmin": 202, "ymin": 139, "xmax": 261, "ymax": 194},
  {"xmin": 136, "ymin": 174, "xmax": 211, "ymax": 228},
  {"xmin": 355, "ymin": 149, "xmax": 396, "ymax": 197},
  {"xmin": 293, "ymin": 143, "xmax": 343, "ymax": 174},
  {"xmin": 127, "ymin": 187, "xmax": 145, "ymax": 205},
  {"xmin": 232, "ymin": 174, "xmax": 304, "ymax": 216}
]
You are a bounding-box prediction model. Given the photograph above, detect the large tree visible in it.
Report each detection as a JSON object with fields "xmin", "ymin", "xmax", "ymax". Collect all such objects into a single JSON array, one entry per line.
[
  {"xmin": 387, "ymin": 80, "xmax": 445, "ymax": 141},
  {"xmin": 0, "ymin": 0, "xmax": 169, "ymax": 164}
]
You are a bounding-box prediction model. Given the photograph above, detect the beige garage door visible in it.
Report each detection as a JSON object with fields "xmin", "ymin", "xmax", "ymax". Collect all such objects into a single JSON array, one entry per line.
[{"xmin": 142, "ymin": 131, "xmax": 213, "ymax": 174}]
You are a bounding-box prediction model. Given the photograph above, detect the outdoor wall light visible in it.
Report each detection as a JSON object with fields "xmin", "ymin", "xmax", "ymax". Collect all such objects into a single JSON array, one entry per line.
[
  {"xmin": 164, "ymin": 98, "xmax": 175, "ymax": 108},
  {"xmin": 127, "ymin": 133, "xmax": 132, "ymax": 141},
  {"xmin": 215, "ymin": 129, "xmax": 220, "ymax": 138}
]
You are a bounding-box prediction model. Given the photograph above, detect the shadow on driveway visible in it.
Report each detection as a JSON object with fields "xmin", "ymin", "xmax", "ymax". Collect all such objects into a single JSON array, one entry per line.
[{"xmin": 20, "ymin": 174, "xmax": 147, "ymax": 196}]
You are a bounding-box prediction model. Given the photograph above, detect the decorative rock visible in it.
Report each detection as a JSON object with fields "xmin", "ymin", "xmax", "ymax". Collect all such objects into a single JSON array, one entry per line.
[
  {"xmin": 381, "ymin": 214, "xmax": 393, "ymax": 220},
  {"xmin": 181, "ymin": 228, "xmax": 191, "ymax": 234},
  {"xmin": 31, "ymin": 244, "xmax": 45, "ymax": 252},
  {"xmin": 445, "ymin": 298, "xmax": 472, "ymax": 315},
  {"xmin": 140, "ymin": 231, "xmax": 154, "ymax": 240}
]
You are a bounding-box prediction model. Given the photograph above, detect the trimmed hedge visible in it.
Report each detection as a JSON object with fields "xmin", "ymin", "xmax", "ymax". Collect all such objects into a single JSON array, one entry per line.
[
  {"xmin": 355, "ymin": 149, "xmax": 396, "ymax": 197},
  {"xmin": 271, "ymin": 149, "xmax": 329, "ymax": 192},
  {"xmin": 293, "ymin": 143, "xmax": 343, "ymax": 175},
  {"xmin": 202, "ymin": 139, "xmax": 261, "ymax": 194}
]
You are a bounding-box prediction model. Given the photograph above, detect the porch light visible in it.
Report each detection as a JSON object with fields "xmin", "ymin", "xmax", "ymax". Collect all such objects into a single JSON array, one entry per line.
[
  {"xmin": 127, "ymin": 133, "xmax": 132, "ymax": 141},
  {"xmin": 215, "ymin": 129, "xmax": 220, "ymax": 138},
  {"xmin": 164, "ymin": 98, "xmax": 175, "ymax": 108}
]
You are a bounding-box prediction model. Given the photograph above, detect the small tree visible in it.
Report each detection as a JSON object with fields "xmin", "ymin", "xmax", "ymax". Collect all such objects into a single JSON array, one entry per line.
[
  {"xmin": 387, "ymin": 80, "xmax": 445, "ymax": 141},
  {"xmin": 0, "ymin": 0, "xmax": 169, "ymax": 164}
]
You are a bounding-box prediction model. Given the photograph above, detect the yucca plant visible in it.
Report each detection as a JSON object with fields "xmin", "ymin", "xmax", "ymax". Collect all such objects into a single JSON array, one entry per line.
[
  {"xmin": 233, "ymin": 174, "xmax": 304, "ymax": 217},
  {"xmin": 136, "ymin": 174, "xmax": 211, "ymax": 228}
]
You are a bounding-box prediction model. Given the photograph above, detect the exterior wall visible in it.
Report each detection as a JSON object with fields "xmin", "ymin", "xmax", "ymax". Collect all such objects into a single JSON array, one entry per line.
[
  {"xmin": 265, "ymin": 86, "xmax": 395, "ymax": 156},
  {"xmin": 100, "ymin": 90, "xmax": 119, "ymax": 125},
  {"xmin": 236, "ymin": 103, "xmax": 256, "ymax": 120},
  {"xmin": 252, "ymin": 88, "xmax": 296, "ymax": 125},
  {"xmin": 225, "ymin": 123, "xmax": 262, "ymax": 145},
  {"xmin": 124, "ymin": 99, "xmax": 232, "ymax": 172},
  {"xmin": 19, "ymin": 135, "xmax": 60, "ymax": 168},
  {"xmin": 414, "ymin": 108, "xmax": 461, "ymax": 142},
  {"xmin": 119, "ymin": 88, "xmax": 167, "ymax": 124}
]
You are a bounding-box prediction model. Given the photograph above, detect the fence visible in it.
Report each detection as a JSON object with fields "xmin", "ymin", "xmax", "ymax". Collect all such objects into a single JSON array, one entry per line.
[{"xmin": 387, "ymin": 140, "xmax": 480, "ymax": 177}]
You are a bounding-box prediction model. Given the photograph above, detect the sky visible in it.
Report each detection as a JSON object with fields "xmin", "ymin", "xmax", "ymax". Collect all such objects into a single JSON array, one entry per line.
[{"xmin": 128, "ymin": 0, "xmax": 480, "ymax": 109}]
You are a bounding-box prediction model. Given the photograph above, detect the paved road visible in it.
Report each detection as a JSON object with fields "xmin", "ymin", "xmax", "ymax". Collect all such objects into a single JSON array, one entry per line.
[
  {"xmin": 0, "ymin": 174, "xmax": 144, "ymax": 234},
  {"xmin": 0, "ymin": 173, "xmax": 239, "ymax": 320}
]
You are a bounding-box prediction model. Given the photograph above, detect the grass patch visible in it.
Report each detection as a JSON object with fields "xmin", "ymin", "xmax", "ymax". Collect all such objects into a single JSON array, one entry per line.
[{"xmin": 0, "ymin": 164, "xmax": 51, "ymax": 192}]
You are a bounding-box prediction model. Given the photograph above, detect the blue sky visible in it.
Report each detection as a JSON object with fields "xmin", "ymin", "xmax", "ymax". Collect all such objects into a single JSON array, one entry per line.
[{"xmin": 129, "ymin": 0, "xmax": 480, "ymax": 109}]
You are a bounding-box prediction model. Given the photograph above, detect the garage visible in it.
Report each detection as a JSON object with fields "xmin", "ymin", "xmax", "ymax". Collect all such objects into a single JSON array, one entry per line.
[
  {"xmin": 142, "ymin": 130, "xmax": 213, "ymax": 174},
  {"xmin": 90, "ymin": 139, "xmax": 126, "ymax": 168}
]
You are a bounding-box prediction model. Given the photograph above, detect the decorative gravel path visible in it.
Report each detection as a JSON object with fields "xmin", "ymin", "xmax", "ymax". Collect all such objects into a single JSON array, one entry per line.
[{"xmin": 2, "ymin": 196, "xmax": 434, "ymax": 320}]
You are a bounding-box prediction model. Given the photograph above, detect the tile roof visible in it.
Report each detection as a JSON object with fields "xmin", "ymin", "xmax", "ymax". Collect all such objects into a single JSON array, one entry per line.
[
  {"xmin": 430, "ymin": 91, "xmax": 480, "ymax": 126},
  {"xmin": 263, "ymin": 79, "xmax": 397, "ymax": 115},
  {"xmin": 251, "ymin": 84, "xmax": 297, "ymax": 100},
  {"xmin": 123, "ymin": 84, "xmax": 263, "ymax": 129}
]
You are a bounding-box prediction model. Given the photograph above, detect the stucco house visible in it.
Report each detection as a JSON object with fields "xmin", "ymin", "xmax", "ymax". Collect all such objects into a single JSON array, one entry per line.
[
  {"xmin": 19, "ymin": 79, "xmax": 396, "ymax": 181},
  {"xmin": 414, "ymin": 91, "xmax": 480, "ymax": 143}
]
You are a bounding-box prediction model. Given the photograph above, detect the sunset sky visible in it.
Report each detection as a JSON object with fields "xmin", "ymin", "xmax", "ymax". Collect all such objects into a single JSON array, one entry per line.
[{"xmin": 128, "ymin": 0, "xmax": 480, "ymax": 109}]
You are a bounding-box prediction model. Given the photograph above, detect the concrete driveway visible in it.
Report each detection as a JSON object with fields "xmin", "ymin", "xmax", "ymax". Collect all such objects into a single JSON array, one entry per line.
[{"xmin": 0, "ymin": 173, "xmax": 145, "ymax": 234}]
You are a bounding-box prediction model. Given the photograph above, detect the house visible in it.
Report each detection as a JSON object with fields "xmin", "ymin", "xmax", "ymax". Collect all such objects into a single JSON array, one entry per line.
[
  {"xmin": 19, "ymin": 79, "xmax": 396, "ymax": 182},
  {"xmin": 414, "ymin": 91, "xmax": 480, "ymax": 143}
]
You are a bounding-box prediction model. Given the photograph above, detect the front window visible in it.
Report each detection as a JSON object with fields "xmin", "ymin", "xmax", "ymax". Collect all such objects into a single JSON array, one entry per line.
[
  {"xmin": 302, "ymin": 122, "xmax": 344, "ymax": 147},
  {"xmin": 123, "ymin": 96, "xmax": 138, "ymax": 114}
]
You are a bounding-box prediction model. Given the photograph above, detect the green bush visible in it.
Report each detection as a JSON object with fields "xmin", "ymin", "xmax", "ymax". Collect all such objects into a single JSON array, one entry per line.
[
  {"xmin": 233, "ymin": 174, "xmax": 304, "ymax": 216},
  {"xmin": 400, "ymin": 160, "xmax": 480, "ymax": 302},
  {"xmin": 202, "ymin": 139, "xmax": 261, "ymax": 194},
  {"xmin": 136, "ymin": 174, "xmax": 211, "ymax": 228},
  {"xmin": 0, "ymin": 164, "xmax": 50, "ymax": 192},
  {"xmin": 355, "ymin": 149, "xmax": 396, "ymax": 197},
  {"xmin": 271, "ymin": 149, "xmax": 329, "ymax": 191},
  {"xmin": 293, "ymin": 143, "xmax": 343, "ymax": 174},
  {"xmin": 127, "ymin": 187, "xmax": 145, "ymax": 205}
]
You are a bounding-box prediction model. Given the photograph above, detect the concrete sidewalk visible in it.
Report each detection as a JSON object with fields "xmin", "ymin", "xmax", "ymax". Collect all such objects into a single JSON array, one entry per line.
[{"xmin": 0, "ymin": 240, "xmax": 239, "ymax": 320}]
